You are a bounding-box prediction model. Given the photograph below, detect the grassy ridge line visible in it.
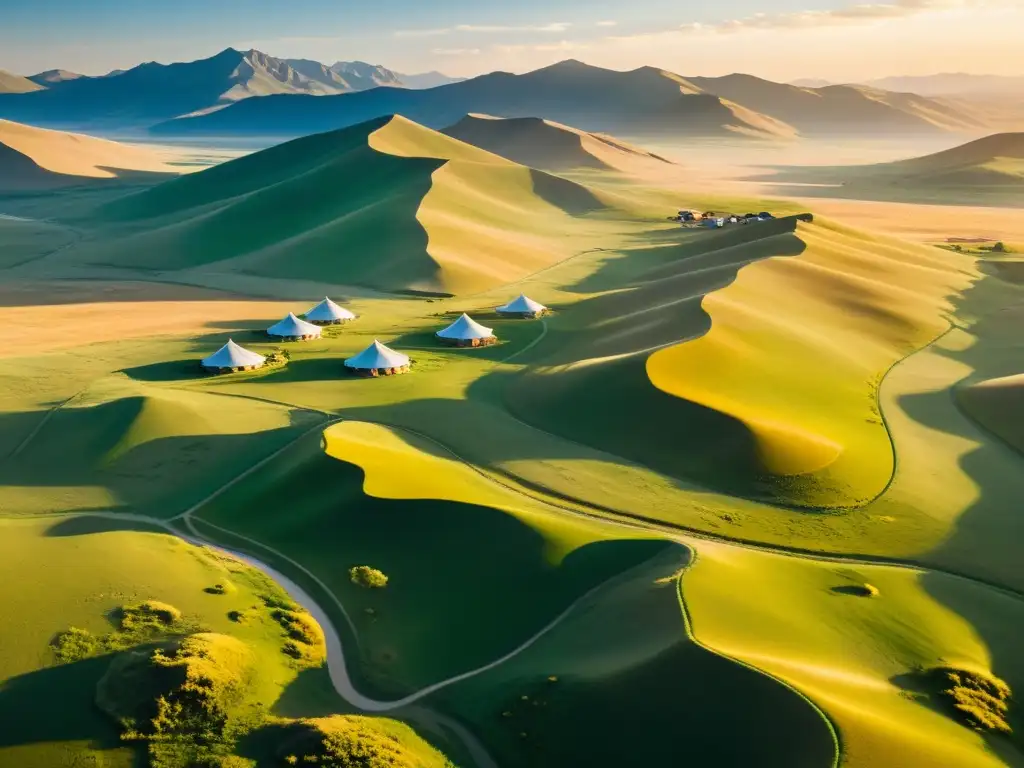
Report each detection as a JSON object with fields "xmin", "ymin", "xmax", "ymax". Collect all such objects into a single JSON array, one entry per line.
[
  {"xmin": 327, "ymin": 418, "xmax": 1024, "ymax": 600},
  {"xmin": 862, "ymin": 321, "xmax": 957, "ymax": 508},
  {"xmin": 673, "ymin": 556, "xmax": 842, "ymax": 768}
]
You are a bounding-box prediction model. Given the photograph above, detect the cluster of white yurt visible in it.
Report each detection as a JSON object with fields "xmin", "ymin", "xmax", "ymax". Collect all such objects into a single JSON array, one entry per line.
[
  {"xmin": 496, "ymin": 294, "xmax": 548, "ymax": 318},
  {"xmin": 199, "ymin": 292, "xmax": 547, "ymax": 378},
  {"xmin": 199, "ymin": 296, "xmax": 356, "ymax": 375}
]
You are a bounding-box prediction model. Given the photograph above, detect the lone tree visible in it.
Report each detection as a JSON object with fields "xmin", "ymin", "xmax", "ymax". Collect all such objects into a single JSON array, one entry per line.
[
  {"xmin": 349, "ymin": 566, "xmax": 388, "ymax": 589},
  {"xmin": 992, "ymin": 241, "xmax": 1007, "ymax": 253}
]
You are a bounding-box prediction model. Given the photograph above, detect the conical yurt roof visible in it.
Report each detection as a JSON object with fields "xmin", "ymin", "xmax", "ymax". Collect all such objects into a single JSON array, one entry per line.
[
  {"xmin": 496, "ymin": 294, "xmax": 547, "ymax": 313},
  {"xmin": 344, "ymin": 339, "xmax": 410, "ymax": 369},
  {"xmin": 267, "ymin": 312, "xmax": 322, "ymax": 338},
  {"xmin": 436, "ymin": 313, "xmax": 495, "ymax": 340},
  {"xmin": 201, "ymin": 339, "xmax": 266, "ymax": 369},
  {"xmin": 305, "ymin": 297, "xmax": 356, "ymax": 323}
]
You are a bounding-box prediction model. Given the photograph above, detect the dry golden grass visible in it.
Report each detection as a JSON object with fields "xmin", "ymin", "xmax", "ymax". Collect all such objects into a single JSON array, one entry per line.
[
  {"xmin": 0, "ymin": 119, "xmax": 180, "ymax": 178},
  {"xmin": 0, "ymin": 281, "xmax": 298, "ymax": 357}
]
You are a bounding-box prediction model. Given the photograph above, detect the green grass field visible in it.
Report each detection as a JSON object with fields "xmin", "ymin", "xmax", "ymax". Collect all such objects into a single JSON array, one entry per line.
[{"xmin": 2, "ymin": 117, "xmax": 1024, "ymax": 768}]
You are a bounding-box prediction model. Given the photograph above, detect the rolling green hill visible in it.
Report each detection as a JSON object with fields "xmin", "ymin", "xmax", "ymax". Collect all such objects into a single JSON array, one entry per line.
[
  {"xmin": 501, "ymin": 214, "xmax": 976, "ymax": 508},
  {"xmin": 45, "ymin": 114, "xmax": 647, "ymax": 296}
]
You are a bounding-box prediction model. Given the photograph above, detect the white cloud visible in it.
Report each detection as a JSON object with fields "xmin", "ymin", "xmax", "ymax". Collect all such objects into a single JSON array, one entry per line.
[
  {"xmin": 494, "ymin": 40, "xmax": 589, "ymax": 54},
  {"xmin": 432, "ymin": 48, "xmax": 482, "ymax": 56},
  {"xmin": 455, "ymin": 22, "xmax": 572, "ymax": 33},
  {"xmin": 666, "ymin": 0, "xmax": 991, "ymax": 34},
  {"xmin": 595, "ymin": 21, "xmax": 618, "ymax": 27},
  {"xmin": 394, "ymin": 28, "xmax": 452, "ymax": 38}
]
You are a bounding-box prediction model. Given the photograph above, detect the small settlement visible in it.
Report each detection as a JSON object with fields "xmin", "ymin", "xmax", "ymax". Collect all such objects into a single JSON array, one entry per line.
[
  {"xmin": 673, "ymin": 210, "xmax": 775, "ymax": 228},
  {"xmin": 196, "ymin": 293, "xmax": 546, "ymax": 378}
]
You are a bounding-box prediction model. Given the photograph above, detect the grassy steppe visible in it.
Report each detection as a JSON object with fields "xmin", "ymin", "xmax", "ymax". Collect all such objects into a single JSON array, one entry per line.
[{"xmin": 0, "ymin": 516, "xmax": 342, "ymax": 767}]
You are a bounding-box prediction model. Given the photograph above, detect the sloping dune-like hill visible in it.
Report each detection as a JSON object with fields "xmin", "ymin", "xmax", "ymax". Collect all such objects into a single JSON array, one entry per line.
[
  {"xmin": 766, "ymin": 132, "xmax": 1024, "ymax": 206},
  {"xmin": 70, "ymin": 115, "xmax": 634, "ymax": 295},
  {"xmin": 0, "ymin": 119, "xmax": 179, "ymax": 190},
  {"xmin": 502, "ymin": 216, "xmax": 976, "ymax": 507},
  {"xmin": 0, "ymin": 70, "xmax": 44, "ymax": 94},
  {"xmin": 442, "ymin": 113, "xmax": 674, "ymax": 172},
  {"xmin": 957, "ymin": 373, "xmax": 1024, "ymax": 454},
  {"xmin": 882, "ymin": 132, "xmax": 1024, "ymax": 185}
]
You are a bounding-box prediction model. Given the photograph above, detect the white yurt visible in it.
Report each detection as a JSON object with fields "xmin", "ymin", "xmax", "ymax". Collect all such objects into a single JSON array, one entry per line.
[
  {"xmin": 496, "ymin": 294, "xmax": 548, "ymax": 318},
  {"xmin": 304, "ymin": 297, "xmax": 356, "ymax": 325},
  {"xmin": 344, "ymin": 340, "xmax": 411, "ymax": 377},
  {"xmin": 436, "ymin": 313, "xmax": 497, "ymax": 347},
  {"xmin": 200, "ymin": 339, "xmax": 266, "ymax": 373},
  {"xmin": 267, "ymin": 312, "xmax": 322, "ymax": 341}
]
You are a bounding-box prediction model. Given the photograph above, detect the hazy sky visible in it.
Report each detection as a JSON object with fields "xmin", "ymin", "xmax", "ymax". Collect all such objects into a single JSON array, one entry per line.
[{"xmin": 1, "ymin": 0, "xmax": 1022, "ymax": 80}]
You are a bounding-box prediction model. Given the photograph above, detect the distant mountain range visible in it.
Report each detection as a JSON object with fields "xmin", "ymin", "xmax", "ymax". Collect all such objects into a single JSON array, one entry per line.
[
  {"xmin": 0, "ymin": 49, "xmax": 1006, "ymax": 139},
  {"xmin": 792, "ymin": 73, "xmax": 1024, "ymax": 97},
  {"xmin": 148, "ymin": 59, "xmax": 985, "ymax": 140},
  {"xmin": 0, "ymin": 48, "xmax": 462, "ymax": 128}
]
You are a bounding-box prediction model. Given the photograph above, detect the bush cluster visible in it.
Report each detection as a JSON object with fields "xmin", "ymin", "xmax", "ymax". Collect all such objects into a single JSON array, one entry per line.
[
  {"xmin": 276, "ymin": 716, "xmax": 454, "ymax": 768},
  {"xmin": 270, "ymin": 608, "xmax": 325, "ymax": 667},
  {"xmin": 349, "ymin": 566, "xmax": 388, "ymax": 589},
  {"xmin": 929, "ymin": 666, "xmax": 1013, "ymax": 734}
]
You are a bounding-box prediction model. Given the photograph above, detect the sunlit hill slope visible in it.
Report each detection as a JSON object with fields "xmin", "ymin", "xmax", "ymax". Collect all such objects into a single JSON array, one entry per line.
[
  {"xmin": 442, "ymin": 113, "xmax": 675, "ymax": 172},
  {"xmin": 61, "ymin": 114, "xmax": 638, "ymax": 295},
  {"xmin": 502, "ymin": 215, "xmax": 976, "ymax": 507},
  {"xmin": 0, "ymin": 119, "xmax": 178, "ymax": 191}
]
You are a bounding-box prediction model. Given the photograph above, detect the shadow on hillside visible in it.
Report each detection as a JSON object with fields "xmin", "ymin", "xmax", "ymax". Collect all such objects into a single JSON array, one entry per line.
[
  {"xmin": 198, "ymin": 435, "xmax": 674, "ymax": 695},
  {"xmin": 44, "ymin": 515, "xmax": 169, "ymax": 538},
  {"xmin": 528, "ymin": 168, "xmax": 606, "ymax": 215},
  {"xmin": 0, "ymin": 654, "xmax": 127, "ymax": 752},
  {"xmin": 883, "ymin": 254, "xmax": 1024, "ymax": 754},
  {"xmin": 0, "ymin": 398, "xmax": 319, "ymax": 518}
]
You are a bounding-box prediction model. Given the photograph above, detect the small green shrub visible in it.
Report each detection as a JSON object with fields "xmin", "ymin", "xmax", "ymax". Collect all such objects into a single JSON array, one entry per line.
[
  {"xmin": 349, "ymin": 566, "xmax": 388, "ymax": 589},
  {"xmin": 51, "ymin": 627, "xmax": 100, "ymax": 663},
  {"xmin": 205, "ymin": 584, "xmax": 231, "ymax": 595}
]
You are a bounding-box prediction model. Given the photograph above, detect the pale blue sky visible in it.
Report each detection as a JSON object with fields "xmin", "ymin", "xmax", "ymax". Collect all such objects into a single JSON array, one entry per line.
[{"xmin": 1, "ymin": 0, "xmax": 1021, "ymax": 79}]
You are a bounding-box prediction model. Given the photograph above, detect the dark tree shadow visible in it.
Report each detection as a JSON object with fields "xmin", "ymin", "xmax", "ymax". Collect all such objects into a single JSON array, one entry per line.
[{"xmin": 0, "ymin": 654, "xmax": 128, "ymax": 752}]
